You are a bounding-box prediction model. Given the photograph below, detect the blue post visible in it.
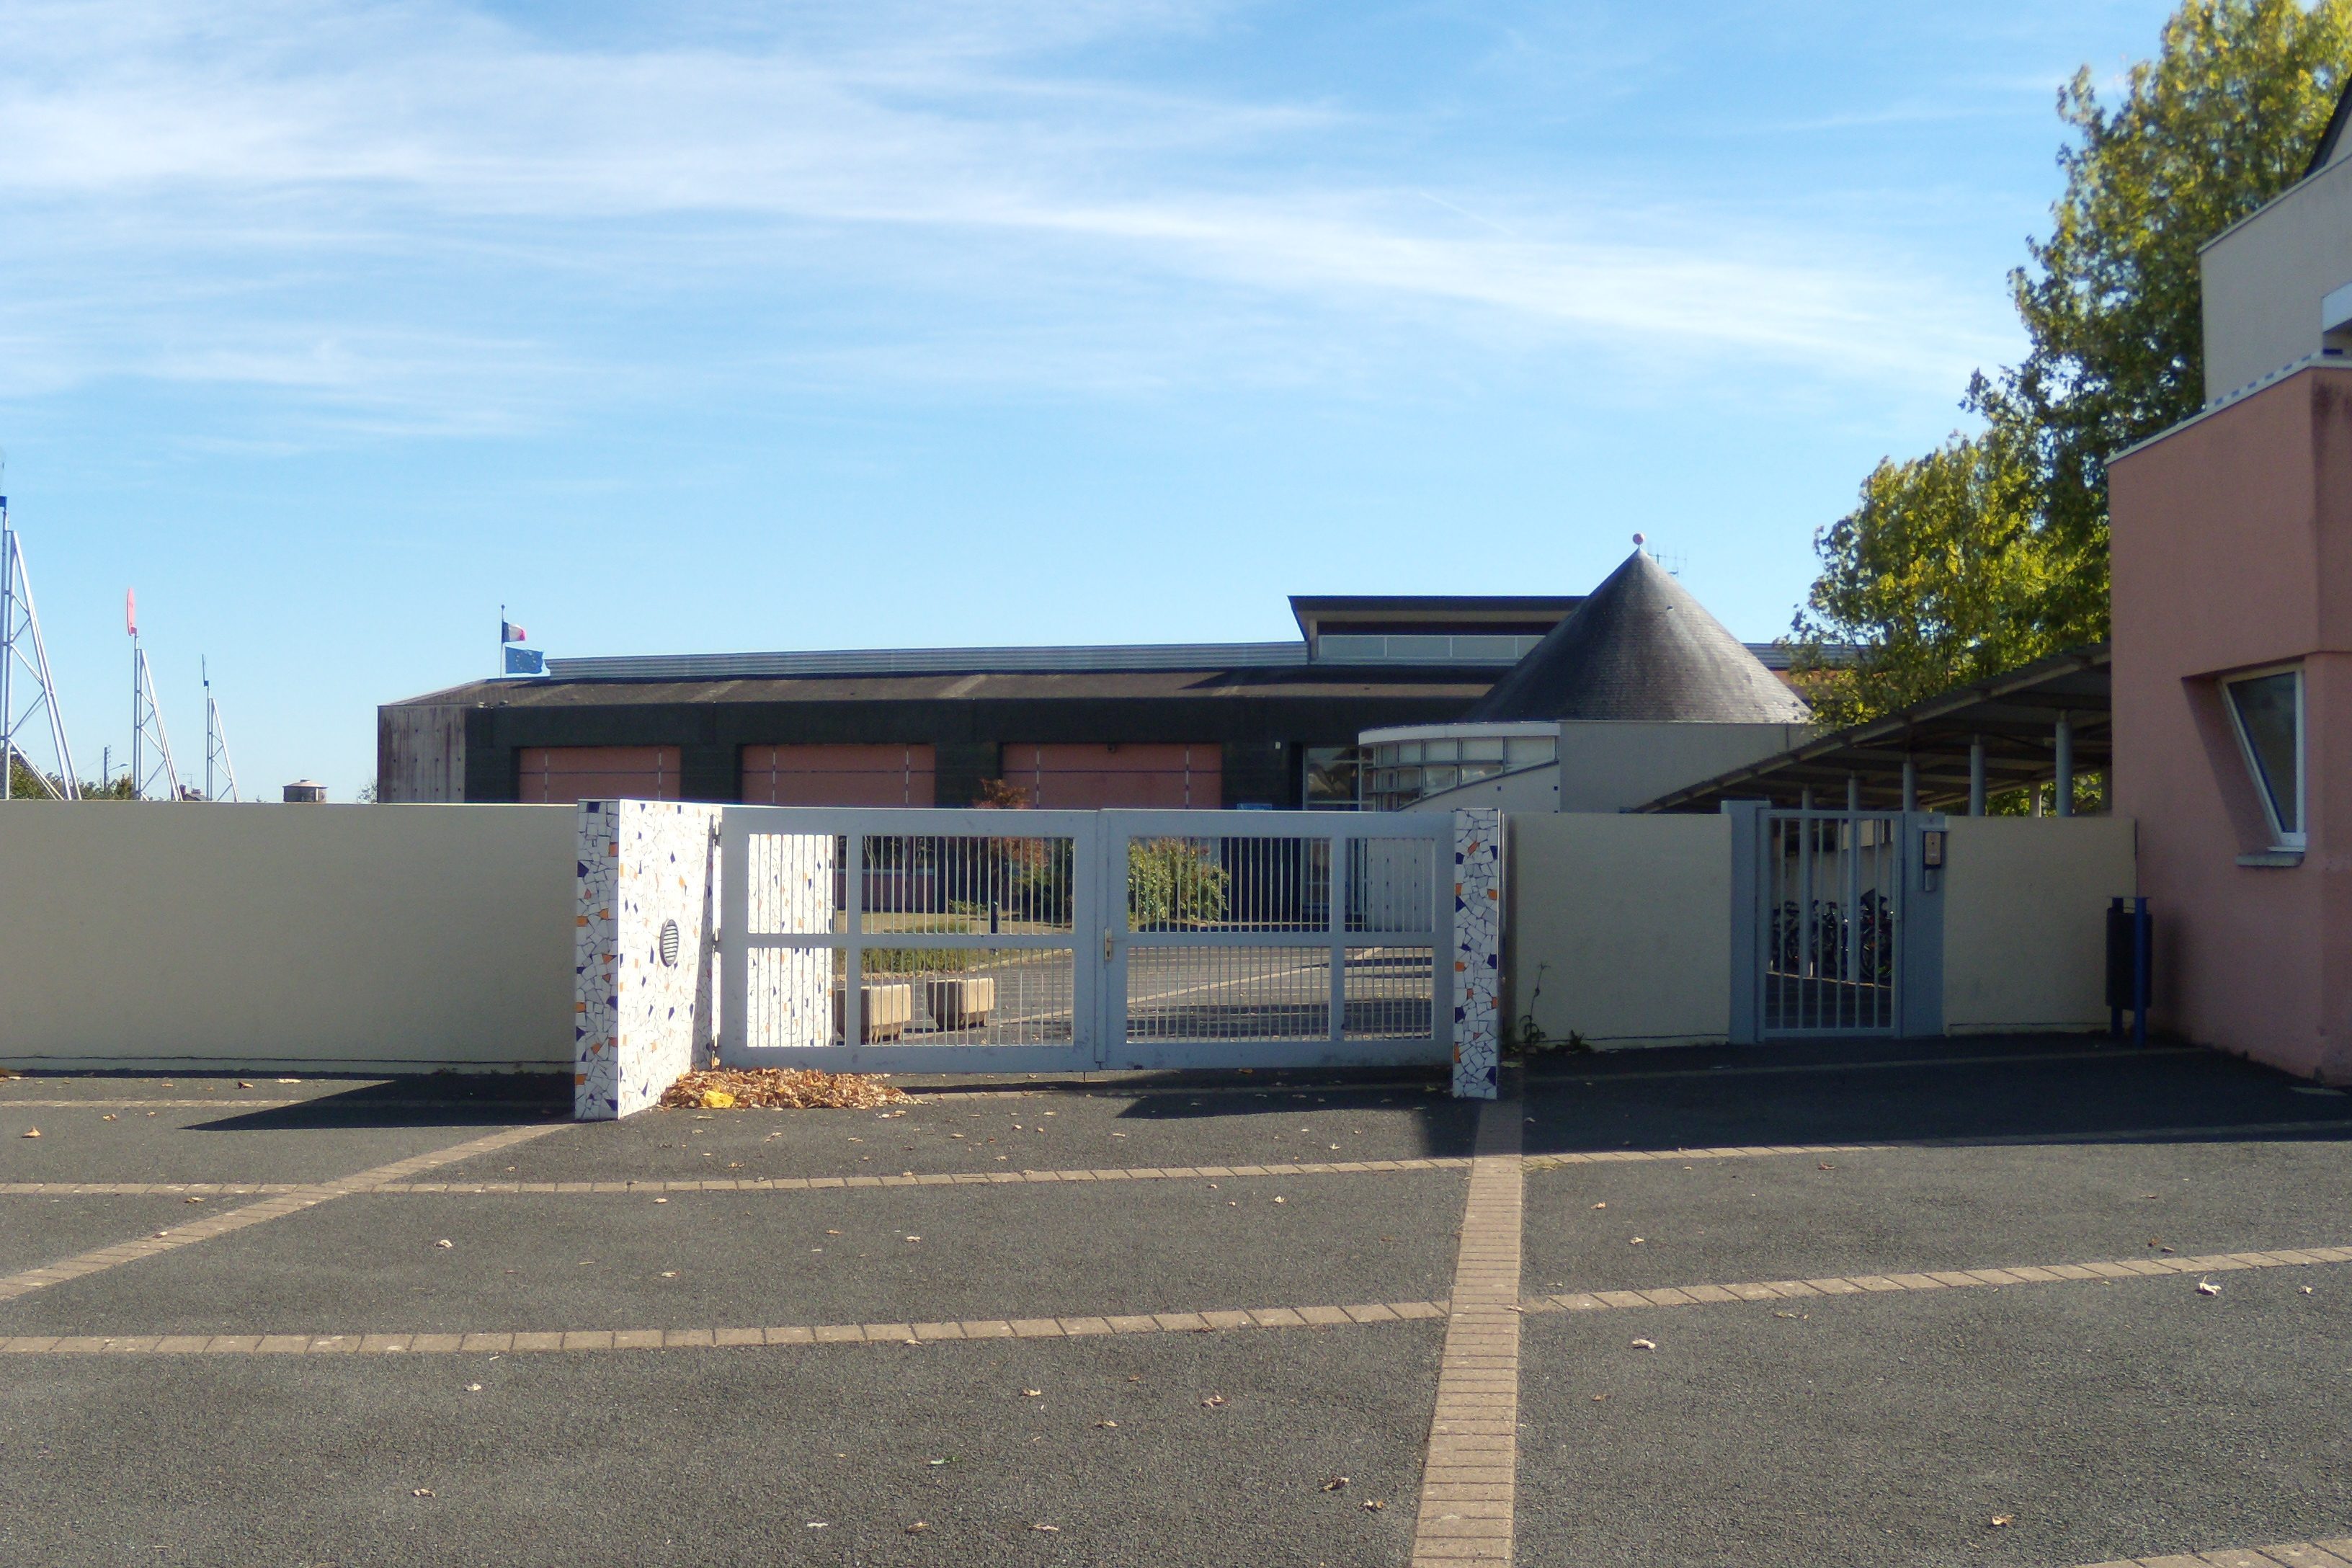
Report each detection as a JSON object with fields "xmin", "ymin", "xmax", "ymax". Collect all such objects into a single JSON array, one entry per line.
[
  {"xmin": 2108, "ymin": 896, "xmax": 2124, "ymax": 1039},
  {"xmin": 2133, "ymin": 896, "xmax": 2152, "ymax": 1050}
]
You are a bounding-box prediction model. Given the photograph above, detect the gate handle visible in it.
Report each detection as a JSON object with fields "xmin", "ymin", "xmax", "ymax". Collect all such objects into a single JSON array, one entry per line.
[{"xmin": 1103, "ymin": 930, "xmax": 1115, "ymax": 963}]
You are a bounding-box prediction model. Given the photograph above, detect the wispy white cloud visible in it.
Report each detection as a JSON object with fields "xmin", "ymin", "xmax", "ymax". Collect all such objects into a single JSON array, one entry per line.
[{"xmin": 0, "ymin": 0, "xmax": 2015, "ymax": 431}]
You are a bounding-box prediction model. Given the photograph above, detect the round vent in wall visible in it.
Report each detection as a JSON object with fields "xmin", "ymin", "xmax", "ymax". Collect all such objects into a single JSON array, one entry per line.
[{"xmin": 658, "ymin": 919, "xmax": 682, "ymax": 968}]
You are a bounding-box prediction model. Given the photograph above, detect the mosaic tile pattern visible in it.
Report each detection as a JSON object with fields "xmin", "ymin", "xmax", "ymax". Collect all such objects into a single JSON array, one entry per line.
[
  {"xmin": 574, "ymin": 804, "xmax": 620, "ymax": 1120},
  {"xmin": 574, "ymin": 801, "xmax": 723, "ymax": 1121},
  {"xmin": 1451, "ymin": 808, "xmax": 1502, "ymax": 1100}
]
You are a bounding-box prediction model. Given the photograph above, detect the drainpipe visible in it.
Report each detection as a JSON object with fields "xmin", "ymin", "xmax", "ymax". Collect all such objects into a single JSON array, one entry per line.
[
  {"xmin": 2054, "ymin": 716, "xmax": 2074, "ymax": 818},
  {"xmin": 1847, "ymin": 774, "xmax": 1860, "ymax": 813},
  {"xmin": 1900, "ymin": 757, "xmax": 1917, "ymax": 814},
  {"xmin": 1968, "ymin": 736, "xmax": 1986, "ymax": 817}
]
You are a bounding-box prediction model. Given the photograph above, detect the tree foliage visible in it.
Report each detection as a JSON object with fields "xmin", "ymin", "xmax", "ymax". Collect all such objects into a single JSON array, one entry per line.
[
  {"xmin": 4, "ymin": 754, "xmax": 137, "ymax": 799},
  {"xmin": 1791, "ymin": 424, "xmax": 2057, "ymax": 724},
  {"xmin": 1794, "ymin": 0, "xmax": 2352, "ymax": 721}
]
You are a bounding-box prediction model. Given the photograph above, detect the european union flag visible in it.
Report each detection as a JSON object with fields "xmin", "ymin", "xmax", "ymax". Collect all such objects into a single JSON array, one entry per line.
[{"xmin": 504, "ymin": 646, "xmax": 545, "ymax": 675}]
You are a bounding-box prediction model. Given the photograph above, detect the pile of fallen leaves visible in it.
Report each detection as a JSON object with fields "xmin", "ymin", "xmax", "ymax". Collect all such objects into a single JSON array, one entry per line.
[{"xmin": 659, "ymin": 1068, "xmax": 913, "ymax": 1111}]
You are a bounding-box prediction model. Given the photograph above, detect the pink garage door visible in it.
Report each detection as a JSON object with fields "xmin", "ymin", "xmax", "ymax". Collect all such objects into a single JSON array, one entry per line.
[
  {"xmin": 517, "ymin": 746, "xmax": 681, "ymax": 804},
  {"xmin": 741, "ymin": 744, "xmax": 937, "ymax": 807},
  {"xmin": 1000, "ymin": 744, "xmax": 1221, "ymax": 809}
]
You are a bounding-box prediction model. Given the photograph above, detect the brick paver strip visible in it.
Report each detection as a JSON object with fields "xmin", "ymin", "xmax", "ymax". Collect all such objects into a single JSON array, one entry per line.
[
  {"xmin": 0, "ymin": 1296, "xmax": 1453, "ymax": 1355},
  {"xmin": 1409, "ymin": 1095, "xmax": 1525, "ymax": 1567},
  {"xmin": 1, "ymin": 1145, "xmax": 1886, "ymax": 1199},
  {"xmin": 1524, "ymin": 1244, "xmax": 2352, "ymax": 1319},
  {"xmin": 2070, "ymin": 1542, "xmax": 2352, "ymax": 1567},
  {"xmin": 365, "ymin": 1157, "xmax": 1470, "ymax": 1193},
  {"xmin": 0, "ymin": 1122, "xmax": 565, "ymax": 1302},
  {"xmin": 1524, "ymin": 1142, "xmax": 1880, "ymax": 1170},
  {"xmin": 1, "ymin": 1183, "xmax": 307, "ymax": 1196}
]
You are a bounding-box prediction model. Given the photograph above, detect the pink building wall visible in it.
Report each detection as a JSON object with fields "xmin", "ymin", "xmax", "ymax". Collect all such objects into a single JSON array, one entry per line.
[{"xmin": 2110, "ymin": 365, "xmax": 2352, "ymax": 1080}]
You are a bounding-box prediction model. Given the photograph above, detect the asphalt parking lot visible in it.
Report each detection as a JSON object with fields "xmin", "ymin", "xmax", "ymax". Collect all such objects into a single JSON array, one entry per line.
[{"xmin": 4, "ymin": 1037, "xmax": 2351, "ymax": 1567}]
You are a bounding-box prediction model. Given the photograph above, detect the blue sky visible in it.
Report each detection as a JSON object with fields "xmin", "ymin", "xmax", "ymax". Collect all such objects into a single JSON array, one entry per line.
[{"xmin": 0, "ymin": 0, "xmax": 2180, "ymax": 797}]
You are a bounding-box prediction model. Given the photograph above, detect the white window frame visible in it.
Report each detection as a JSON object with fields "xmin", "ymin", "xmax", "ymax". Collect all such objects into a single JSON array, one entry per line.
[{"xmin": 2222, "ymin": 662, "xmax": 2307, "ymax": 850}]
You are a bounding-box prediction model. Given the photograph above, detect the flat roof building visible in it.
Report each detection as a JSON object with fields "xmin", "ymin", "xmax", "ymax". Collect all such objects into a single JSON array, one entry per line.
[{"xmin": 378, "ymin": 589, "xmax": 1806, "ymax": 810}]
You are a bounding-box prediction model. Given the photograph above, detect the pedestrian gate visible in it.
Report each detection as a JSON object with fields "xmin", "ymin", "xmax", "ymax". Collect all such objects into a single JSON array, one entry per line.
[
  {"xmin": 718, "ymin": 807, "xmax": 1456, "ymax": 1072},
  {"xmin": 1757, "ymin": 808, "xmax": 1904, "ymax": 1035}
]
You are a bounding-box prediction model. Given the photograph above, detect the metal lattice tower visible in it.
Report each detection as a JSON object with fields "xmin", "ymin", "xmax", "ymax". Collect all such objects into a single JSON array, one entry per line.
[
  {"xmin": 202, "ymin": 659, "xmax": 239, "ymax": 803},
  {"xmin": 129, "ymin": 610, "xmax": 182, "ymax": 802},
  {"xmin": 0, "ymin": 492, "xmax": 80, "ymax": 801}
]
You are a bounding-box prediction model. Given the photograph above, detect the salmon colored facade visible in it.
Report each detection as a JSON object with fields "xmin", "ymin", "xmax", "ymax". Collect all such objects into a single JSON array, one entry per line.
[{"xmin": 2109, "ymin": 365, "xmax": 2352, "ymax": 1081}]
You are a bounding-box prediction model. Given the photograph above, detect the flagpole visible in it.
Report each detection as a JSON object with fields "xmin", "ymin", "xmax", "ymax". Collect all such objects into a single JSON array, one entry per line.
[{"xmin": 498, "ymin": 603, "xmax": 504, "ymax": 680}]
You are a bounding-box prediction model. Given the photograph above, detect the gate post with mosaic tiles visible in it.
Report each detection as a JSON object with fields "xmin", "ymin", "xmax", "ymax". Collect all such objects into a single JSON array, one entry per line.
[{"xmin": 1451, "ymin": 808, "xmax": 1502, "ymax": 1100}]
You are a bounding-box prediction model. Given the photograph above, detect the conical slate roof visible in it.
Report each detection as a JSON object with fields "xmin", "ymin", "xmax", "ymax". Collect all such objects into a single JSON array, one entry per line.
[{"xmin": 1463, "ymin": 550, "xmax": 1811, "ymax": 723}]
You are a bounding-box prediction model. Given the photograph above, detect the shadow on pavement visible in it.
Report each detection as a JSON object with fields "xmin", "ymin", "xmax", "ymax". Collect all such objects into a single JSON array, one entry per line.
[
  {"xmin": 193, "ymin": 1074, "xmax": 571, "ymax": 1131},
  {"xmin": 1521, "ymin": 1034, "xmax": 2352, "ymax": 1155}
]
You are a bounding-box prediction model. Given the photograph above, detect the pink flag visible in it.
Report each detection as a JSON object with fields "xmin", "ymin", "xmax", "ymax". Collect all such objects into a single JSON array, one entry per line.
[{"xmin": 125, "ymin": 588, "xmax": 137, "ymax": 638}]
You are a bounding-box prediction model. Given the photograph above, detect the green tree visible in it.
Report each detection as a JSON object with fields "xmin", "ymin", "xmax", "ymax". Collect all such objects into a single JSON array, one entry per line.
[
  {"xmin": 1791, "ymin": 424, "xmax": 2060, "ymax": 726},
  {"xmin": 1796, "ymin": 0, "xmax": 2352, "ymax": 719}
]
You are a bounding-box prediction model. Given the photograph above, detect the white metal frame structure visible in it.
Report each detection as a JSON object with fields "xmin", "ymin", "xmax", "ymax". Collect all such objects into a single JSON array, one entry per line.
[
  {"xmin": 202, "ymin": 660, "xmax": 240, "ymax": 803},
  {"xmin": 719, "ymin": 806, "xmax": 1455, "ymax": 1074},
  {"xmin": 1757, "ymin": 807, "xmax": 1904, "ymax": 1036},
  {"xmin": 130, "ymin": 640, "xmax": 182, "ymax": 802},
  {"xmin": 0, "ymin": 506, "xmax": 77, "ymax": 801}
]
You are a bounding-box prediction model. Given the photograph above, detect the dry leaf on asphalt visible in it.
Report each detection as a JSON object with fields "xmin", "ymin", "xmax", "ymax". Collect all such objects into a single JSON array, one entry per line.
[
  {"xmin": 1630, "ymin": 1338, "xmax": 1657, "ymax": 1350},
  {"xmin": 1200, "ymin": 1395, "xmax": 1228, "ymax": 1407},
  {"xmin": 19, "ymin": 1128, "xmax": 37, "ymax": 1139},
  {"xmin": 1322, "ymin": 1476, "xmax": 1350, "ymax": 1492},
  {"xmin": 1361, "ymin": 1500, "xmax": 1386, "ymax": 1512},
  {"xmin": 466, "ymin": 1384, "xmax": 483, "ymax": 1392},
  {"xmin": 1591, "ymin": 1202, "xmax": 1605, "ymax": 1209},
  {"xmin": 1032, "ymin": 1524, "xmax": 1059, "ymax": 1533},
  {"xmin": 102, "ymin": 1114, "xmax": 117, "ymax": 1121},
  {"xmin": 1022, "ymin": 1389, "xmax": 1043, "ymax": 1398},
  {"xmin": 2196, "ymin": 1278, "xmax": 2221, "ymax": 1296},
  {"xmin": 411, "ymin": 1489, "xmax": 434, "ymax": 1497},
  {"xmin": 661, "ymin": 1069, "xmax": 912, "ymax": 1111},
  {"xmin": 1990, "ymin": 1515, "xmax": 2014, "ymax": 1527},
  {"xmin": 1093, "ymin": 1420, "xmax": 1118, "ymax": 1429},
  {"xmin": 904, "ymin": 1522, "xmax": 930, "ymax": 1534},
  {"xmin": 435, "ymin": 1239, "xmax": 453, "ymax": 1250}
]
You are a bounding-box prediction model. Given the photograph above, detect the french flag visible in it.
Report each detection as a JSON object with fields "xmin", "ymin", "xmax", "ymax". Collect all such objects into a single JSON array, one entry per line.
[{"xmin": 501, "ymin": 619, "xmax": 527, "ymax": 643}]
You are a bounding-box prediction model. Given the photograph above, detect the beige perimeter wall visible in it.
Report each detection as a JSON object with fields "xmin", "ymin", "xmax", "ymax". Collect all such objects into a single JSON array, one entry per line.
[
  {"xmin": 1941, "ymin": 817, "xmax": 2138, "ymax": 1034},
  {"xmin": 1506, "ymin": 813, "xmax": 1731, "ymax": 1048},
  {"xmin": 0, "ymin": 803, "xmax": 576, "ymax": 1072}
]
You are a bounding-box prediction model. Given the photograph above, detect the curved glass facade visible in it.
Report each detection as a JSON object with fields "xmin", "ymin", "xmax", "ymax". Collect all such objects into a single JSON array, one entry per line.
[{"xmin": 1363, "ymin": 729, "xmax": 1558, "ymax": 811}]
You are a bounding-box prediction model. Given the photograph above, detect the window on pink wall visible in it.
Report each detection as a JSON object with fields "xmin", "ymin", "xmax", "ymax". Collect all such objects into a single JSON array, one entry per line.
[
  {"xmin": 998, "ymin": 744, "xmax": 1221, "ymax": 808},
  {"xmin": 740, "ymin": 744, "xmax": 937, "ymax": 807},
  {"xmin": 2224, "ymin": 666, "xmax": 2305, "ymax": 848},
  {"xmin": 517, "ymin": 747, "xmax": 682, "ymax": 804}
]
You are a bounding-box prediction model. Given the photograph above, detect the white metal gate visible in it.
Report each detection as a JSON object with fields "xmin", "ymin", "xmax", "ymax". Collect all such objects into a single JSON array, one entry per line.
[
  {"xmin": 1758, "ymin": 808, "xmax": 1902, "ymax": 1035},
  {"xmin": 718, "ymin": 806, "xmax": 1454, "ymax": 1073}
]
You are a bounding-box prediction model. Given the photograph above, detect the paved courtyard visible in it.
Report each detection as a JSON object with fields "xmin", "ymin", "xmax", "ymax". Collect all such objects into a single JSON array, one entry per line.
[{"xmin": 4, "ymin": 1036, "xmax": 2352, "ymax": 1567}]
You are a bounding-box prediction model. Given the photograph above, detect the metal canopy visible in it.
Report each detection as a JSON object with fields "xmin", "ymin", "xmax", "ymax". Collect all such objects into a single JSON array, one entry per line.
[{"xmin": 1636, "ymin": 644, "xmax": 2111, "ymax": 814}]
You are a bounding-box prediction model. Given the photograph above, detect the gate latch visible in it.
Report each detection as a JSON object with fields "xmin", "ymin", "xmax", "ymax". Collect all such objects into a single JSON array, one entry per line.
[{"xmin": 1103, "ymin": 931, "xmax": 1115, "ymax": 963}]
